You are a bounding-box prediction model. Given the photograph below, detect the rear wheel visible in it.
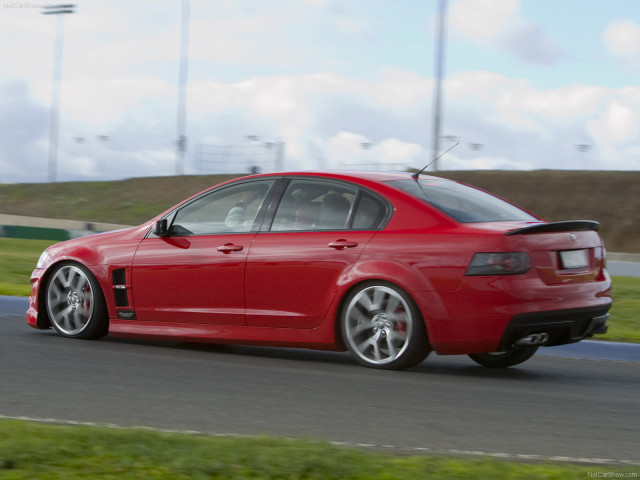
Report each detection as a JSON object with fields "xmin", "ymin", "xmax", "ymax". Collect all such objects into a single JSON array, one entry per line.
[
  {"xmin": 468, "ymin": 346, "xmax": 538, "ymax": 368},
  {"xmin": 45, "ymin": 263, "xmax": 108, "ymax": 339},
  {"xmin": 341, "ymin": 282, "xmax": 430, "ymax": 370}
]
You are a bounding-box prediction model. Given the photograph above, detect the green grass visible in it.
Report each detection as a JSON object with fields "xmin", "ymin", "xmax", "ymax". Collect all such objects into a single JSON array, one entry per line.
[
  {"xmin": 0, "ymin": 238, "xmax": 53, "ymax": 296},
  {"xmin": 607, "ymin": 276, "xmax": 640, "ymax": 342},
  {"xmin": 0, "ymin": 175, "xmax": 237, "ymax": 226},
  {"xmin": 1, "ymin": 237, "xmax": 638, "ymax": 343},
  {"xmin": 0, "ymin": 419, "xmax": 636, "ymax": 479}
]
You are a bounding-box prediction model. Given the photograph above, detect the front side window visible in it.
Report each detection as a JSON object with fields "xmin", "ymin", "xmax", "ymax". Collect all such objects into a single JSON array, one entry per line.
[
  {"xmin": 170, "ymin": 180, "xmax": 274, "ymax": 236},
  {"xmin": 387, "ymin": 178, "xmax": 538, "ymax": 223}
]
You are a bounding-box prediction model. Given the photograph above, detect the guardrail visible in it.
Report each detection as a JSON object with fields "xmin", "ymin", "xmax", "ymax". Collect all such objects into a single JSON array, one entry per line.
[
  {"xmin": 607, "ymin": 252, "xmax": 640, "ymax": 263},
  {"xmin": 0, "ymin": 214, "xmax": 132, "ymax": 241}
]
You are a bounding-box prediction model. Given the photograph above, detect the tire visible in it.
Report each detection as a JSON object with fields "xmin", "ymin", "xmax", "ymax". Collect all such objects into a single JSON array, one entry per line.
[
  {"xmin": 340, "ymin": 281, "xmax": 431, "ymax": 370},
  {"xmin": 45, "ymin": 263, "xmax": 109, "ymax": 339},
  {"xmin": 468, "ymin": 346, "xmax": 538, "ymax": 368}
]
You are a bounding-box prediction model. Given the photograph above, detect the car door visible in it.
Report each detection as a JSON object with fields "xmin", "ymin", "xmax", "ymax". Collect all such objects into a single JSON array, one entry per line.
[
  {"xmin": 131, "ymin": 179, "xmax": 275, "ymax": 325},
  {"xmin": 245, "ymin": 178, "xmax": 389, "ymax": 329}
]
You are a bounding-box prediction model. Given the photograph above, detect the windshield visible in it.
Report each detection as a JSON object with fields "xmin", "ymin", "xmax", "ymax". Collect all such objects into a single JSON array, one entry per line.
[{"xmin": 387, "ymin": 179, "xmax": 538, "ymax": 223}]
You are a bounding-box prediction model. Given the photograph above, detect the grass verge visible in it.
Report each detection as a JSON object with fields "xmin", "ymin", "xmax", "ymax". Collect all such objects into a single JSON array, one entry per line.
[
  {"xmin": 1, "ymin": 237, "xmax": 638, "ymax": 342},
  {"xmin": 0, "ymin": 419, "xmax": 637, "ymax": 479},
  {"xmin": 0, "ymin": 238, "xmax": 52, "ymax": 297},
  {"xmin": 607, "ymin": 276, "xmax": 640, "ymax": 342}
]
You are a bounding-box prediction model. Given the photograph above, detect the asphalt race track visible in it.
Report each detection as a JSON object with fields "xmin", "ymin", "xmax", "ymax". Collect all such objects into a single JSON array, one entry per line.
[{"xmin": 1, "ymin": 297, "xmax": 639, "ymax": 466}]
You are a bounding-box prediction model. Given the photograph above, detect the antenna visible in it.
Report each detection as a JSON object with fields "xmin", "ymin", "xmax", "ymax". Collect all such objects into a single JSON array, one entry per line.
[{"xmin": 412, "ymin": 142, "xmax": 459, "ymax": 180}]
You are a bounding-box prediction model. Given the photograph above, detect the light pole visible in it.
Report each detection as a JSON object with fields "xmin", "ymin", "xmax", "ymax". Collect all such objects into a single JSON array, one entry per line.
[
  {"xmin": 176, "ymin": 0, "xmax": 190, "ymax": 176},
  {"xmin": 42, "ymin": 4, "xmax": 76, "ymax": 183},
  {"xmin": 430, "ymin": 0, "xmax": 448, "ymax": 171}
]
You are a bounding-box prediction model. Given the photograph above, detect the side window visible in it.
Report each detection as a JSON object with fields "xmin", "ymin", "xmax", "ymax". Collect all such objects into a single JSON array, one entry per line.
[
  {"xmin": 170, "ymin": 180, "xmax": 274, "ymax": 236},
  {"xmin": 271, "ymin": 180, "xmax": 356, "ymax": 231},
  {"xmin": 352, "ymin": 193, "xmax": 387, "ymax": 230}
]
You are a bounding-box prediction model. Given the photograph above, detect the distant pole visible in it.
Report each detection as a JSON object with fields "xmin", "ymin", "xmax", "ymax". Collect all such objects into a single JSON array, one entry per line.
[
  {"xmin": 275, "ymin": 140, "xmax": 285, "ymax": 171},
  {"xmin": 430, "ymin": 0, "xmax": 447, "ymax": 171},
  {"xmin": 176, "ymin": 0, "xmax": 190, "ymax": 176},
  {"xmin": 42, "ymin": 4, "xmax": 76, "ymax": 183}
]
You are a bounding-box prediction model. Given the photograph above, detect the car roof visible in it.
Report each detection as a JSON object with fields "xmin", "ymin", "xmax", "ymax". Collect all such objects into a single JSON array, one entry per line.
[{"xmin": 243, "ymin": 170, "xmax": 449, "ymax": 184}]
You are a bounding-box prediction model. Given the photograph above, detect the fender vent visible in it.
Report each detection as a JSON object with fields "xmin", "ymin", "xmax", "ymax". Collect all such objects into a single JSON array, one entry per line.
[
  {"xmin": 112, "ymin": 269, "xmax": 126, "ymax": 286},
  {"xmin": 112, "ymin": 269, "xmax": 129, "ymax": 307}
]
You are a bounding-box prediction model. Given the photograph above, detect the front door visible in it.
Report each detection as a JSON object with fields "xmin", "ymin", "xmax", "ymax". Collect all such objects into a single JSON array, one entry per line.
[{"xmin": 131, "ymin": 179, "xmax": 275, "ymax": 325}]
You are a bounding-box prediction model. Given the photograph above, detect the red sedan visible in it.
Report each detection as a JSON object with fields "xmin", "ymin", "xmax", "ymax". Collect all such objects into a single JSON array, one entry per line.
[{"xmin": 27, "ymin": 171, "xmax": 612, "ymax": 369}]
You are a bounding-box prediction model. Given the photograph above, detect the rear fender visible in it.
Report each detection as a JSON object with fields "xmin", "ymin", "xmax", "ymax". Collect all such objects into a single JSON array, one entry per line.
[{"xmin": 335, "ymin": 260, "xmax": 448, "ymax": 345}]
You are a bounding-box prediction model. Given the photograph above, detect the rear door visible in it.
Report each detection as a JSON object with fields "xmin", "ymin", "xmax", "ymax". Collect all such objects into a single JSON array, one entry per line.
[{"xmin": 245, "ymin": 178, "xmax": 389, "ymax": 328}]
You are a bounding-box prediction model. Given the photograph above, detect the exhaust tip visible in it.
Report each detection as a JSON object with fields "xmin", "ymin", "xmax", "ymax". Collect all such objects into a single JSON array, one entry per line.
[{"xmin": 515, "ymin": 333, "xmax": 549, "ymax": 346}]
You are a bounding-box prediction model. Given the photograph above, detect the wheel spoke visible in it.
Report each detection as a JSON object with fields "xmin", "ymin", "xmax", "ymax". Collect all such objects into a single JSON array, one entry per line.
[
  {"xmin": 370, "ymin": 334, "xmax": 382, "ymax": 361},
  {"xmin": 349, "ymin": 322, "xmax": 372, "ymax": 338},
  {"xmin": 372, "ymin": 288, "xmax": 385, "ymax": 310},
  {"xmin": 70, "ymin": 267, "xmax": 78, "ymax": 285},
  {"xmin": 53, "ymin": 305, "xmax": 73, "ymax": 327},
  {"xmin": 356, "ymin": 335, "xmax": 375, "ymax": 355},
  {"xmin": 384, "ymin": 334, "xmax": 397, "ymax": 358},
  {"xmin": 384, "ymin": 295, "xmax": 400, "ymax": 316},
  {"xmin": 348, "ymin": 305, "xmax": 370, "ymax": 324},
  {"xmin": 72, "ymin": 309, "xmax": 86, "ymax": 329},
  {"xmin": 387, "ymin": 329, "xmax": 407, "ymax": 345},
  {"xmin": 355, "ymin": 293, "xmax": 374, "ymax": 312},
  {"xmin": 57, "ymin": 268, "xmax": 73, "ymax": 291}
]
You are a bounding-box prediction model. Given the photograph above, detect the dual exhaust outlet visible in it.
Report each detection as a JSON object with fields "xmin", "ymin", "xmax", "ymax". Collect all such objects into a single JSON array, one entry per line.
[{"xmin": 515, "ymin": 333, "xmax": 549, "ymax": 346}]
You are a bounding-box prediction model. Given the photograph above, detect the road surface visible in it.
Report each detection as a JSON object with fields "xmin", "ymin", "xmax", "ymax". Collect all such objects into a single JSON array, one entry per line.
[{"xmin": 1, "ymin": 299, "xmax": 638, "ymax": 465}]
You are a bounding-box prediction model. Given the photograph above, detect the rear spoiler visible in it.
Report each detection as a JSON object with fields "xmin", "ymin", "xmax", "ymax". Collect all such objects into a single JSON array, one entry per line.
[{"xmin": 504, "ymin": 220, "xmax": 600, "ymax": 236}]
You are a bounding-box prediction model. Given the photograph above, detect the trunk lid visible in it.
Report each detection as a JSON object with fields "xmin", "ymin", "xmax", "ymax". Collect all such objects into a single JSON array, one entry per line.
[
  {"xmin": 468, "ymin": 220, "xmax": 607, "ymax": 285},
  {"xmin": 506, "ymin": 221, "xmax": 606, "ymax": 285}
]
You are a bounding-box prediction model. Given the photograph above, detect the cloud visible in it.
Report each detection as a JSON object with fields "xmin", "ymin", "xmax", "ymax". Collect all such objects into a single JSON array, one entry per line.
[
  {"xmin": 325, "ymin": 132, "xmax": 423, "ymax": 170},
  {"xmin": 587, "ymin": 99, "xmax": 640, "ymax": 145},
  {"xmin": 450, "ymin": 0, "xmax": 561, "ymax": 65},
  {"xmin": 0, "ymin": 81, "xmax": 48, "ymax": 182},
  {"xmin": 450, "ymin": 0, "xmax": 519, "ymax": 41},
  {"xmin": 443, "ymin": 71, "xmax": 640, "ymax": 170},
  {"xmin": 499, "ymin": 22, "xmax": 560, "ymax": 66},
  {"xmin": 334, "ymin": 15, "xmax": 371, "ymax": 39},
  {"xmin": 603, "ymin": 20, "xmax": 640, "ymax": 70},
  {"xmin": 5, "ymin": 65, "xmax": 640, "ymax": 181},
  {"xmin": 1, "ymin": 1, "xmax": 639, "ymax": 182}
]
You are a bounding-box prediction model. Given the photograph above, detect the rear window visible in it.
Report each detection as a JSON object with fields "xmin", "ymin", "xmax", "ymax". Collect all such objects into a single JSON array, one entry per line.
[{"xmin": 386, "ymin": 179, "xmax": 538, "ymax": 223}]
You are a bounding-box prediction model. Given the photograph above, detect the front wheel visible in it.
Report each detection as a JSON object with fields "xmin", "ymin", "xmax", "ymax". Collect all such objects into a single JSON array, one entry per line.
[
  {"xmin": 468, "ymin": 346, "xmax": 538, "ymax": 368},
  {"xmin": 45, "ymin": 263, "xmax": 109, "ymax": 339},
  {"xmin": 340, "ymin": 282, "xmax": 431, "ymax": 370}
]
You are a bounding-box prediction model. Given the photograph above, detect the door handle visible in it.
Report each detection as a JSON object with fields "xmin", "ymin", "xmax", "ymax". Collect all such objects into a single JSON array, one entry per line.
[
  {"xmin": 328, "ymin": 239, "xmax": 358, "ymax": 250},
  {"xmin": 217, "ymin": 243, "xmax": 243, "ymax": 253}
]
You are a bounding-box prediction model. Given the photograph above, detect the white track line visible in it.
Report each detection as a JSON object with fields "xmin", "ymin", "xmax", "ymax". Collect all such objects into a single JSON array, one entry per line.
[{"xmin": 1, "ymin": 414, "xmax": 639, "ymax": 466}]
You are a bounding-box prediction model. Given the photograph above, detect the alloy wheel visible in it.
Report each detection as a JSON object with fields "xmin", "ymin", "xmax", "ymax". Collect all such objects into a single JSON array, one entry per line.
[{"xmin": 46, "ymin": 264, "xmax": 96, "ymax": 336}]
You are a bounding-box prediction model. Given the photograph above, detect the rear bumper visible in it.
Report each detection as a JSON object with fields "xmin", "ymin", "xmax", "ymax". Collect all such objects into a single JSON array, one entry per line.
[{"xmin": 497, "ymin": 304, "xmax": 611, "ymax": 351}]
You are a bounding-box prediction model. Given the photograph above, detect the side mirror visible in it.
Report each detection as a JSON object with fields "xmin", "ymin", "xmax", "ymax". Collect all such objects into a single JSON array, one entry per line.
[{"xmin": 154, "ymin": 219, "xmax": 169, "ymax": 237}]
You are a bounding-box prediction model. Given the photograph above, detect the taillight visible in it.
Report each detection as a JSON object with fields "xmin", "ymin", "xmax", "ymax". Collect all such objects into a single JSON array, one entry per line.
[{"xmin": 466, "ymin": 252, "xmax": 530, "ymax": 276}]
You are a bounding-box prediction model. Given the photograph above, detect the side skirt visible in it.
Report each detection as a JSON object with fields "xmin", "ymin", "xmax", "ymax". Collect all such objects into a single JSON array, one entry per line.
[{"xmin": 108, "ymin": 318, "xmax": 341, "ymax": 351}]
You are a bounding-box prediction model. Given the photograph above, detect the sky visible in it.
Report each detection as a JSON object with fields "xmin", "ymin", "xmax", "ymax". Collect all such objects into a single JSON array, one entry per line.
[{"xmin": 1, "ymin": 0, "xmax": 640, "ymax": 183}]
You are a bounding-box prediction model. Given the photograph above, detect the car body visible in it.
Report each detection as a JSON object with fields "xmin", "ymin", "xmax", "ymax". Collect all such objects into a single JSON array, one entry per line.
[{"xmin": 27, "ymin": 171, "xmax": 612, "ymax": 369}]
